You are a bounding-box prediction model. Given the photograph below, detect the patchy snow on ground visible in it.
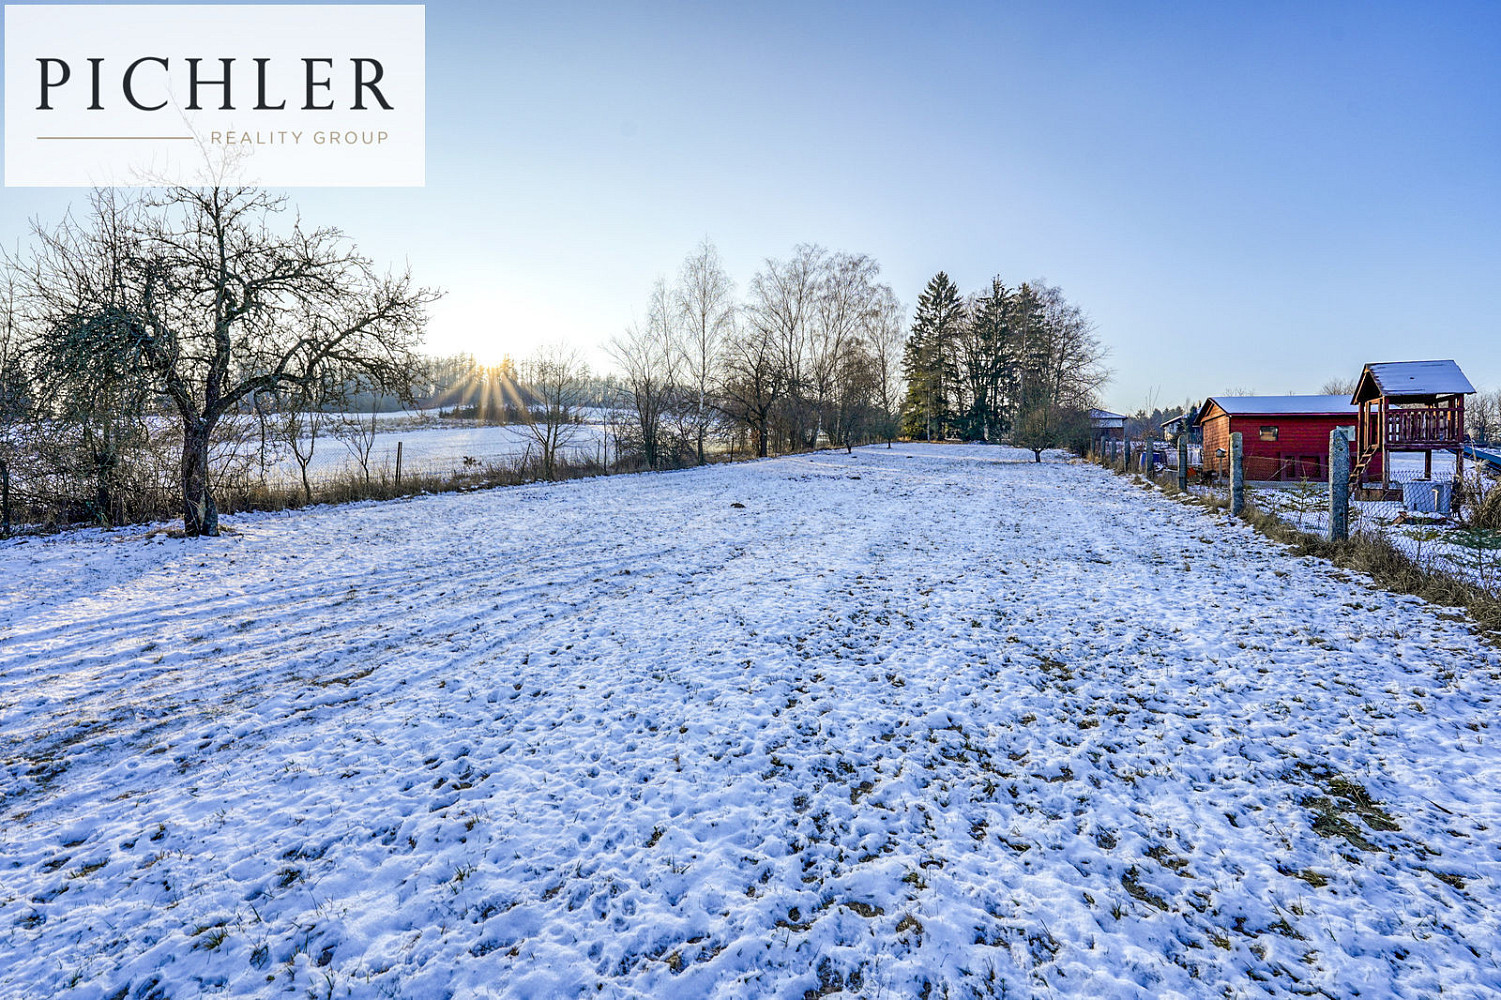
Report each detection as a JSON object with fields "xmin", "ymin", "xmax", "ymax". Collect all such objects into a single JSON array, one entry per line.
[{"xmin": 2, "ymin": 443, "xmax": 1500, "ymax": 999}]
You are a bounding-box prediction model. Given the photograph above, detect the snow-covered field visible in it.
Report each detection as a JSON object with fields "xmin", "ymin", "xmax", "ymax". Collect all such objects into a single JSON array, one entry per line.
[
  {"xmin": 3, "ymin": 444, "xmax": 1500, "ymax": 999},
  {"xmin": 272, "ymin": 420, "xmax": 608, "ymax": 480}
]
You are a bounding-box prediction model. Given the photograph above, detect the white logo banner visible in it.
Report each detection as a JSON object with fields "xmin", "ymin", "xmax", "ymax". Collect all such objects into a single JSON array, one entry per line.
[{"xmin": 4, "ymin": 4, "xmax": 425, "ymax": 187}]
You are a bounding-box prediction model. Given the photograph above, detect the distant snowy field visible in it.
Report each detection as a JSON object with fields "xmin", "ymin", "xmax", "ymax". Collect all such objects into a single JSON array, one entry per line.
[
  {"xmin": 265, "ymin": 411, "xmax": 609, "ymax": 474},
  {"xmin": 3, "ymin": 444, "xmax": 1500, "ymax": 998},
  {"xmin": 270, "ymin": 419, "xmax": 608, "ymax": 479}
]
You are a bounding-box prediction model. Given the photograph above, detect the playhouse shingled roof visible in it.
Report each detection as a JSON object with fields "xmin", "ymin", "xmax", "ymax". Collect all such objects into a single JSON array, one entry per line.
[{"xmin": 1353, "ymin": 360, "xmax": 1475, "ymax": 403}]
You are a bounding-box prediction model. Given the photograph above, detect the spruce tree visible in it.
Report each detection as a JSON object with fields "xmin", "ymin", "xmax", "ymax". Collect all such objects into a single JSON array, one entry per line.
[
  {"xmin": 899, "ymin": 272, "xmax": 965, "ymax": 440},
  {"xmin": 961, "ymin": 278, "xmax": 1014, "ymax": 441}
]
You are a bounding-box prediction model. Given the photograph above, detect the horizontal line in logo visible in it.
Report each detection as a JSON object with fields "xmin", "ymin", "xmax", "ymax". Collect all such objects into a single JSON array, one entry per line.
[{"xmin": 36, "ymin": 136, "xmax": 195, "ymax": 141}]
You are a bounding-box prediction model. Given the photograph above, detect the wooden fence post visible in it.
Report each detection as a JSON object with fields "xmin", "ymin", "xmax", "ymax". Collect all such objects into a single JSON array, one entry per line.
[
  {"xmin": 1230, "ymin": 432, "xmax": 1245, "ymax": 516},
  {"xmin": 1329, "ymin": 428, "xmax": 1349, "ymax": 542},
  {"xmin": 395, "ymin": 441, "xmax": 404, "ymax": 487},
  {"xmin": 1177, "ymin": 436, "xmax": 1189, "ymax": 491}
]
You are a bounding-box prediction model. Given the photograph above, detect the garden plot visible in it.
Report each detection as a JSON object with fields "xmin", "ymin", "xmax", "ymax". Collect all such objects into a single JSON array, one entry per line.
[{"xmin": 2, "ymin": 444, "xmax": 1500, "ymax": 999}]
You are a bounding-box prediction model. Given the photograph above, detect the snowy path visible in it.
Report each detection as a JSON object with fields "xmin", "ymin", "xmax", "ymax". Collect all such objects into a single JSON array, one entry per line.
[{"xmin": 2, "ymin": 444, "xmax": 1500, "ymax": 999}]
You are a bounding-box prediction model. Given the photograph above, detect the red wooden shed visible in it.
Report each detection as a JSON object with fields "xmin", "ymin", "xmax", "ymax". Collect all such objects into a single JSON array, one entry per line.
[{"xmin": 1196, "ymin": 395, "xmax": 1363, "ymax": 482}]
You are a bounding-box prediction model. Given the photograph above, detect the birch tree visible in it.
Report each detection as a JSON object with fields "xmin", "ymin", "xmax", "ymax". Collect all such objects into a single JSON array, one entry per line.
[
  {"xmin": 746, "ymin": 245, "xmax": 824, "ymax": 450},
  {"xmin": 867, "ymin": 287, "xmax": 906, "ymax": 447},
  {"xmin": 611, "ymin": 279, "xmax": 678, "ymax": 471},
  {"xmin": 674, "ymin": 239, "xmax": 733, "ymax": 465}
]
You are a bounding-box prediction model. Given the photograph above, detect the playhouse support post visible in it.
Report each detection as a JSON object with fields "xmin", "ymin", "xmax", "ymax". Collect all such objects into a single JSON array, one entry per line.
[
  {"xmin": 1329, "ymin": 428, "xmax": 1349, "ymax": 543},
  {"xmin": 1380, "ymin": 397, "xmax": 1389, "ymax": 493},
  {"xmin": 1230, "ymin": 432, "xmax": 1245, "ymax": 516}
]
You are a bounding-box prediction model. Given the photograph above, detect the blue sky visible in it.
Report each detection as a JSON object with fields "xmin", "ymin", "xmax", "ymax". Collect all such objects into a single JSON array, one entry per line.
[{"xmin": 3, "ymin": 0, "xmax": 1498, "ymax": 412}]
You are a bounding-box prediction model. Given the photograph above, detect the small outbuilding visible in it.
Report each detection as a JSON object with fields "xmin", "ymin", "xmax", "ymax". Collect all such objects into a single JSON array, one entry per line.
[
  {"xmin": 1351, "ymin": 360, "xmax": 1474, "ymax": 494},
  {"xmin": 1089, "ymin": 409, "xmax": 1126, "ymax": 447},
  {"xmin": 1196, "ymin": 395, "xmax": 1360, "ymax": 482},
  {"xmin": 1161, "ymin": 412, "xmax": 1199, "ymax": 443}
]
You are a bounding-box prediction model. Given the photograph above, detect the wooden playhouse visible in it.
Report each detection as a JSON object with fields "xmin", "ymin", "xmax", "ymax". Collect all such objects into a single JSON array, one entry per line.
[{"xmin": 1351, "ymin": 360, "xmax": 1475, "ymax": 497}]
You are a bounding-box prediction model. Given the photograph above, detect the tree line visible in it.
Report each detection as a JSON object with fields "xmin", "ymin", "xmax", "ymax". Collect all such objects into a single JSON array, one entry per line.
[
  {"xmin": 603, "ymin": 240, "xmax": 906, "ymax": 468},
  {"xmin": 0, "ymin": 185, "xmax": 1118, "ymax": 538},
  {"xmin": 899, "ymin": 272, "xmax": 1109, "ymax": 459},
  {"xmin": 604, "ymin": 248, "xmax": 1112, "ymax": 468}
]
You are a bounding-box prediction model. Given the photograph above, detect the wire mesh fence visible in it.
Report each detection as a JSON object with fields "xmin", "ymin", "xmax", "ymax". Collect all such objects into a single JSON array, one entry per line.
[{"xmin": 1112, "ymin": 436, "xmax": 1501, "ymax": 600}]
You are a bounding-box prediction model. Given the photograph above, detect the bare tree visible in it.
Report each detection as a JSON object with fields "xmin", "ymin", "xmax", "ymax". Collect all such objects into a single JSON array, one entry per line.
[
  {"xmin": 1319, "ymin": 376, "xmax": 1359, "ymax": 396},
  {"xmin": 746, "ymin": 244, "xmax": 824, "ymax": 450},
  {"xmin": 717, "ymin": 313, "xmax": 784, "ymax": 459},
  {"xmin": 828, "ymin": 340, "xmax": 881, "ymax": 453},
  {"xmin": 867, "ymin": 288, "xmax": 906, "ymax": 447},
  {"xmin": 334, "ymin": 379, "xmax": 383, "ymax": 484},
  {"xmin": 5, "ymin": 186, "xmax": 435, "ymax": 536},
  {"xmin": 0, "ymin": 266, "xmax": 26, "ymax": 474},
  {"xmin": 674, "ymin": 239, "xmax": 734, "ymax": 465},
  {"xmin": 809, "ymin": 252, "xmax": 881, "ymax": 444},
  {"xmin": 1029, "ymin": 282, "xmax": 1111, "ymax": 413},
  {"xmin": 611, "ymin": 280, "xmax": 679, "ymax": 470},
  {"xmin": 1468, "ymin": 388, "xmax": 1501, "ymax": 447},
  {"xmin": 16, "ymin": 190, "xmax": 153, "ymax": 525},
  {"xmin": 282, "ymin": 375, "xmax": 336, "ymax": 504},
  {"xmin": 520, "ymin": 345, "xmax": 588, "ymax": 480},
  {"xmin": 1013, "ymin": 403, "xmax": 1090, "ymax": 463}
]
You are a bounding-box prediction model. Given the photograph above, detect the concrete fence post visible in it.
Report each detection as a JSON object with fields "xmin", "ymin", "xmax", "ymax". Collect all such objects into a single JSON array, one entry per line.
[
  {"xmin": 1329, "ymin": 428, "xmax": 1350, "ymax": 542},
  {"xmin": 395, "ymin": 441, "xmax": 404, "ymax": 487},
  {"xmin": 1230, "ymin": 432, "xmax": 1245, "ymax": 516},
  {"xmin": 1177, "ymin": 436, "xmax": 1189, "ymax": 491}
]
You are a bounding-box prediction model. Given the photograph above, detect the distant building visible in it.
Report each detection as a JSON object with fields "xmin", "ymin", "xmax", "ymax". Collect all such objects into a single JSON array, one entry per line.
[
  {"xmin": 1196, "ymin": 395, "xmax": 1359, "ymax": 482},
  {"xmin": 1161, "ymin": 411, "xmax": 1200, "ymax": 443},
  {"xmin": 1089, "ymin": 409, "xmax": 1126, "ymax": 447}
]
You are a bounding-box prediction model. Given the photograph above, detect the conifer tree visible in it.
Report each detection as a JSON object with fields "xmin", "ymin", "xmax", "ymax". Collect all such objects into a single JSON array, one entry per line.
[
  {"xmin": 899, "ymin": 272, "xmax": 965, "ymax": 440},
  {"xmin": 960, "ymin": 278, "xmax": 1015, "ymax": 441}
]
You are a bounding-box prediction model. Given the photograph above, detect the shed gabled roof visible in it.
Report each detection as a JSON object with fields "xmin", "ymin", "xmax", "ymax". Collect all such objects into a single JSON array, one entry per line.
[
  {"xmin": 1089, "ymin": 408, "xmax": 1126, "ymax": 423},
  {"xmin": 1352, "ymin": 360, "xmax": 1475, "ymax": 404},
  {"xmin": 1196, "ymin": 395, "xmax": 1357, "ymax": 425}
]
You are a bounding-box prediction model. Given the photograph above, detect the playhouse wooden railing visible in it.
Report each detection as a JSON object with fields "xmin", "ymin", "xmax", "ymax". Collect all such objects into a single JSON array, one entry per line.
[{"xmin": 1386, "ymin": 407, "xmax": 1464, "ymax": 447}]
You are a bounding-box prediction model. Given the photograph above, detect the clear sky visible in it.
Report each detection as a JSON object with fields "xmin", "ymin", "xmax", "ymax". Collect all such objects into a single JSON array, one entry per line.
[{"xmin": 3, "ymin": 0, "xmax": 1498, "ymax": 413}]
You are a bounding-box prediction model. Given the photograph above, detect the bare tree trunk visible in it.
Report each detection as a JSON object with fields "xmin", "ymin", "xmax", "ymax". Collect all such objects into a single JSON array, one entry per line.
[
  {"xmin": 182, "ymin": 424, "xmax": 218, "ymax": 536},
  {"xmin": 1, "ymin": 459, "xmax": 10, "ymax": 539}
]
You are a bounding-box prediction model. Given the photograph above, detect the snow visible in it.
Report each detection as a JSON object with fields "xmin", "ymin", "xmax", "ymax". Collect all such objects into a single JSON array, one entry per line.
[
  {"xmin": 274, "ymin": 421, "xmax": 608, "ymax": 479},
  {"xmin": 1202, "ymin": 395, "xmax": 1357, "ymax": 417},
  {"xmin": 1361, "ymin": 361, "xmax": 1475, "ymax": 399},
  {"xmin": 3, "ymin": 444, "xmax": 1500, "ymax": 998}
]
